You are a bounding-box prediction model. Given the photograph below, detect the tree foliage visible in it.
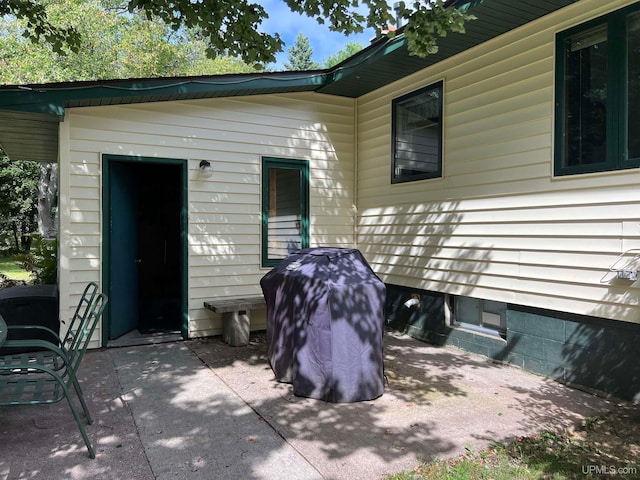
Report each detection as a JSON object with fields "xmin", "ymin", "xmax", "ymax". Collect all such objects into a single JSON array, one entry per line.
[
  {"xmin": 0, "ymin": 0, "xmax": 257, "ymax": 84},
  {"xmin": 0, "ymin": 154, "xmax": 39, "ymax": 252},
  {"xmin": 324, "ymin": 42, "xmax": 364, "ymax": 69},
  {"xmin": 13, "ymin": 235, "xmax": 58, "ymax": 284},
  {"xmin": 398, "ymin": 0, "xmax": 474, "ymax": 57},
  {"xmin": 285, "ymin": 0, "xmax": 474, "ymax": 58},
  {"xmin": 284, "ymin": 33, "xmax": 320, "ymax": 71},
  {"xmin": 1, "ymin": 0, "xmax": 475, "ymax": 67},
  {"xmin": 0, "ymin": 0, "xmax": 81, "ymax": 53}
]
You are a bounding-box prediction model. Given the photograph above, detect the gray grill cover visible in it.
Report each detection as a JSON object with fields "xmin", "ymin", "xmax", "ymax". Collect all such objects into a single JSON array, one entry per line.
[{"xmin": 260, "ymin": 248, "xmax": 385, "ymax": 403}]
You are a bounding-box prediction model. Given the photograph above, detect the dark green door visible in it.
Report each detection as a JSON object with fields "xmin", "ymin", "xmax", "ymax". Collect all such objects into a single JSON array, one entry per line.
[
  {"xmin": 105, "ymin": 157, "xmax": 186, "ymax": 341},
  {"xmin": 109, "ymin": 161, "xmax": 139, "ymax": 339}
]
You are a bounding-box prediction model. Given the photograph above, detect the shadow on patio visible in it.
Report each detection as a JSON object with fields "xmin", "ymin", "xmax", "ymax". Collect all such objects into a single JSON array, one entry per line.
[
  {"xmin": 0, "ymin": 330, "xmax": 614, "ymax": 480},
  {"xmin": 188, "ymin": 329, "xmax": 614, "ymax": 479}
]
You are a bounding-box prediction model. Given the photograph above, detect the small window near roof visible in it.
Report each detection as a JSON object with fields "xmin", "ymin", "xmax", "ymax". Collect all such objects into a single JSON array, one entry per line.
[{"xmin": 392, "ymin": 81, "xmax": 443, "ymax": 183}]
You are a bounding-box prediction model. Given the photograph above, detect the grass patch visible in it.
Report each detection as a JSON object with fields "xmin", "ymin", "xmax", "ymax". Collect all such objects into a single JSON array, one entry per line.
[
  {"xmin": 386, "ymin": 403, "xmax": 640, "ymax": 480},
  {"xmin": 0, "ymin": 256, "xmax": 31, "ymax": 282}
]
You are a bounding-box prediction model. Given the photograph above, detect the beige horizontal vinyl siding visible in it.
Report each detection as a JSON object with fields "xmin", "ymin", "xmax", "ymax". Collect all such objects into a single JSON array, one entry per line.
[
  {"xmin": 61, "ymin": 93, "xmax": 355, "ymax": 343},
  {"xmin": 356, "ymin": 0, "xmax": 640, "ymax": 324},
  {"xmin": 57, "ymin": 112, "xmax": 104, "ymax": 346}
]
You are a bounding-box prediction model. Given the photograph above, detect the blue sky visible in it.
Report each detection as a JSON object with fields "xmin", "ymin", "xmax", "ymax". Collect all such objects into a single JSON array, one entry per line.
[{"xmin": 257, "ymin": 0, "xmax": 379, "ymax": 69}]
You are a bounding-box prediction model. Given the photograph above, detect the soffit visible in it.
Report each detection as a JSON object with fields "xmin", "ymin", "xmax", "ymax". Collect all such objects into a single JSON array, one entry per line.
[
  {"xmin": 0, "ymin": 110, "xmax": 60, "ymax": 163},
  {"xmin": 317, "ymin": 0, "xmax": 580, "ymax": 97}
]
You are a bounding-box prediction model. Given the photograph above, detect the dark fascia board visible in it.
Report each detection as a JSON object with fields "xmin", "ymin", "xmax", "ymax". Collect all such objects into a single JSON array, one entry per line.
[{"xmin": 0, "ymin": 70, "xmax": 328, "ymax": 115}]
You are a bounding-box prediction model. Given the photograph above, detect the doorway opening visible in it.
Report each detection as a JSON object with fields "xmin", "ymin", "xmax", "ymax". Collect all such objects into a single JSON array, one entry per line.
[{"xmin": 103, "ymin": 155, "xmax": 187, "ymax": 346}]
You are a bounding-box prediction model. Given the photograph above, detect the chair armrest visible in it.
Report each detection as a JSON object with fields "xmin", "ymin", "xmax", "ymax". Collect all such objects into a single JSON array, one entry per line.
[
  {"xmin": 1, "ymin": 338, "xmax": 69, "ymax": 362},
  {"xmin": 6, "ymin": 324, "xmax": 62, "ymax": 344}
]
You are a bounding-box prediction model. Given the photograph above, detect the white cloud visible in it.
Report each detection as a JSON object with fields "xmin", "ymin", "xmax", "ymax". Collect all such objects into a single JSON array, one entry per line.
[{"xmin": 256, "ymin": 0, "xmax": 378, "ymax": 69}]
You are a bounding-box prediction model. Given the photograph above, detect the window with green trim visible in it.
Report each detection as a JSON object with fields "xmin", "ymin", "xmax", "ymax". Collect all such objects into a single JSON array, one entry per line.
[
  {"xmin": 555, "ymin": 4, "xmax": 640, "ymax": 176},
  {"xmin": 392, "ymin": 81, "xmax": 443, "ymax": 183},
  {"xmin": 261, "ymin": 157, "xmax": 309, "ymax": 267}
]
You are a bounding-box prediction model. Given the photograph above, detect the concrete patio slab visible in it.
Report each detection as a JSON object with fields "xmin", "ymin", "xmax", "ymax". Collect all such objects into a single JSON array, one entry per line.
[
  {"xmin": 0, "ymin": 345, "xmax": 152, "ymax": 480},
  {"xmin": 0, "ymin": 330, "xmax": 615, "ymax": 479},
  {"xmin": 188, "ymin": 330, "xmax": 615, "ymax": 480}
]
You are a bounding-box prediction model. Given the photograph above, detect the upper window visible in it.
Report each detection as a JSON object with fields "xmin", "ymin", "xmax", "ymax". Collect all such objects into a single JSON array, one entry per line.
[
  {"xmin": 392, "ymin": 81, "xmax": 443, "ymax": 183},
  {"xmin": 555, "ymin": 5, "xmax": 640, "ymax": 176},
  {"xmin": 261, "ymin": 157, "xmax": 309, "ymax": 267}
]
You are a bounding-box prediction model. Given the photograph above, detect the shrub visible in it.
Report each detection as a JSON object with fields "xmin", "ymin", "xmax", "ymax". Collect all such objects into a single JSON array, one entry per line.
[{"xmin": 14, "ymin": 234, "xmax": 57, "ymax": 284}]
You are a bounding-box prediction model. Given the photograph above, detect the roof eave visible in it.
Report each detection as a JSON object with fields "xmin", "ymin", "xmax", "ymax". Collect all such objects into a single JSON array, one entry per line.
[
  {"xmin": 0, "ymin": 71, "xmax": 328, "ymax": 115},
  {"xmin": 318, "ymin": 0, "xmax": 580, "ymax": 97},
  {"xmin": 0, "ymin": 0, "xmax": 581, "ymax": 112}
]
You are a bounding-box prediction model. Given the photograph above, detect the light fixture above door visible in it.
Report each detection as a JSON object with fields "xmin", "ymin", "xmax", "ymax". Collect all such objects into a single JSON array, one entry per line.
[{"xmin": 198, "ymin": 160, "xmax": 213, "ymax": 178}]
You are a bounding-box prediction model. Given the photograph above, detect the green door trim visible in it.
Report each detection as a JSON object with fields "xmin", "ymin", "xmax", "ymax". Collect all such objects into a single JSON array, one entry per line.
[{"xmin": 101, "ymin": 154, "xmax": 189, "ymax": 345}]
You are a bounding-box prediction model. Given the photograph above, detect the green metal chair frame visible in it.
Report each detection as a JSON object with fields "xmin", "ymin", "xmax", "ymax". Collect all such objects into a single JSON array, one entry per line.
[
  {"xmin": 3, "ymin": 282, "xmax": 98, "ymax": 363},
  {"xmin": 0, "ymin": 283, "xmax": 107, "ymax": 459}
]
